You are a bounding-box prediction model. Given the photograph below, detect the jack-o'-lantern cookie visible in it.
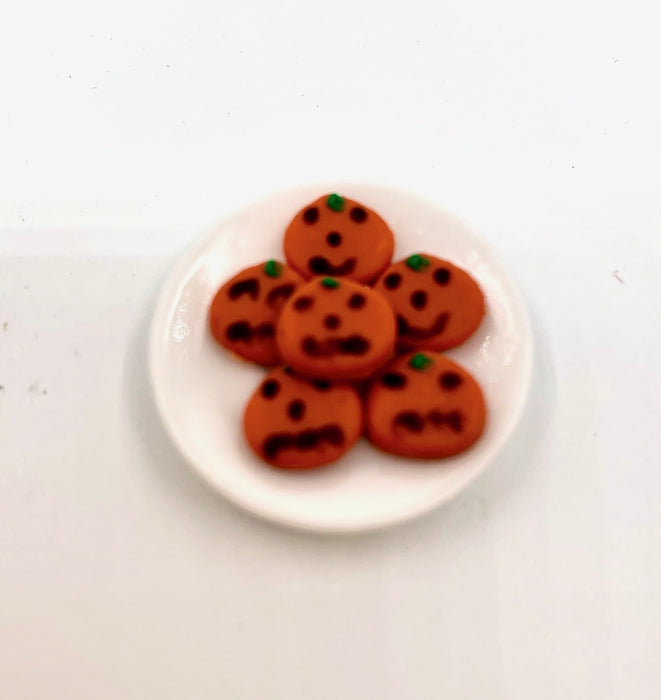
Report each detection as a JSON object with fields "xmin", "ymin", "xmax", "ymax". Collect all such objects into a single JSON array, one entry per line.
[
  {"xmin": 283, "ymin": 193, "xmax": 395, "ymax": 284},
  {"xmin": 244, "ymin": 367, "xmax": 363, "ymax": 469},
  {"xmin": 374, "ymin": 254, "xmax": 485, "ymax": 351},
  {"xmin": 277, "ymin": 277, "xmax": 396, "ymax": 381},
  {"xmin": 366, "ymin": 351, "xmax": 486, "ymax": 459},
  {"xmin": 209, "ymin": 260, "xmax": 304, "ymax": 366}
]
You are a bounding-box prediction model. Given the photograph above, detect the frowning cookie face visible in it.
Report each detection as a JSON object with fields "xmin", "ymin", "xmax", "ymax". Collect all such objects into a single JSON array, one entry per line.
[
  {"xmin": 276, "ymin": 277, "xmax": 396, "ymax": 381},
  {"xmin": 243, "ymin": 367, "xmax": 364, "ymax": 469},
  {"xmin": 209, "ymin": 260, "xmax": 303, "ymax": 366},
  {"xmin": 283, "ymin": 193, "xmax": 395, "ymax": 284},
  {"xmin": 374, "ymin": 254, "xmax": 485, "ymax": 351},
  {"xmin": 366, "ymin": 351, "xmax": 486, "ymax": 459}
]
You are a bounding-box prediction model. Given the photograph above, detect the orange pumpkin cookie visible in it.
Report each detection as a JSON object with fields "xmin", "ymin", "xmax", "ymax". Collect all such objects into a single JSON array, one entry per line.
[
  {"xmin": 209, "ymin": 260, "xmax": 304, "ymax": 366},
  {"xmin": 374, "ymin": 254, "xmax": 485, "ymax": 351},
  {"xmin": 366, "ymin": 351, "xmax": 486, "ymax": 459},
  {"xmin": 244, "ymin": 367, "xmax": 363, "ymax": 469},
  {"xmin": 276, "ymin": 277, "xmax": 396, "ymax": 381},
  {"xmin": 283, "ymin": 193, "xmax": 395, "ymax": 284}
]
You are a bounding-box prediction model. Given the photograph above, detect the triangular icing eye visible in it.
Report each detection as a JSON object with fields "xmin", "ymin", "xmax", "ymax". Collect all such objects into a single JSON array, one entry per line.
[
  {"xmin": 350, "ymin": 207, "xmax": 367, "ymax": 223},
  {"xmin": 409, "ymin": 353, "xmax": 433, "ymax": 370},
  {"xmin": 326, "ymin": 232, "xmax": 342, "ymax": 247},
  {"xmin": 261, "ymin": 378, "xmax": 280, "ymax": 399},
  {"xmin": 303, "ymin": 207, "xmax": 319, "ymax": 224},
  {"xmin": 228, "ymin": 278, "xmax": 259, "ymax": 300},
  {"xmin": 439, "ymin": 371, "xmax": 462, "ymax": 390},
  {"xmin": 381, "ymin": 372, "xmax": 407, "ymax": 389},
  {"xmin": 326, "ymin": 193, "xmax": 345, "ymax": 212},
  {"xmin": 383, "ymin": 272, "xmax": 402, "ymax": 290},
  {"xmin": 294, "ymin": 296, "xmax": 313, "ymax": 311},
  {"xmin": 266, "ymin": 283, "xmax": 296, "ymax": 306},
  {"xmin": 410, "ymin": 290, "xmax": 428, "ymax": 309},
  {"xmin": 348, "ymin": 293, "xmax": 366, "ymax": 309},
  {"xmin": 287, "ymin": 399, "xmax": 306, "ymax": 421},
  {"xmin": 433, "ymin": 267, "xmax": 451, "ymax": 285}
]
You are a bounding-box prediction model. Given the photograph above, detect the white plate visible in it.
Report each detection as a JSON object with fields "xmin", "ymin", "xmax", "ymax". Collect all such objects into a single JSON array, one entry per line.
[{"xmin": 149, "ymin": 185, "xmax": 532, "ymax": 533}]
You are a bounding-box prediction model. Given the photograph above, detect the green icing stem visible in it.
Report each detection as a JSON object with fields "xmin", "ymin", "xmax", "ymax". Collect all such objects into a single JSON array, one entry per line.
[
  {"xmin": 409, "ymin": 353, "xmax": 433, "ymax": 370},
  {"xmin": 326, "ymin": 193, "xmax": 345, "ymax": 212},
  {"xmin": 264, "ymin": 259, "xmax": 282, "ymax": 278},
  {"xmin": 406, "ymin": 254, "xmax": 430, "ymax": 272},
  {"xmin": 320, "ymin": 277, "xmax": 340, "ymax": 288}
]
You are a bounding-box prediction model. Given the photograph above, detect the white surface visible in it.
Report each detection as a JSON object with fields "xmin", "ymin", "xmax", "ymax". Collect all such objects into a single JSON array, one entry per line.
[
  {"xmin": 150, "ymin": 185, "xmax": 532, "ymax": 531},
  {"xmin": 1, "ymin": 0, "xmax": 660, "ymax": 698}
]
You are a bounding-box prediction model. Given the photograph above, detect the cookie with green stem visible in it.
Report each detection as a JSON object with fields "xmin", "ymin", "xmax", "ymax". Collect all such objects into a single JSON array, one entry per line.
[
  {"xmin": 283, "ymin": 193, "xmax": 395, "ymax": 284},
  {"xmin": 366, "ymin": 351, "xmax": 486, "ymax": 458},
  {"xmin": 244, "ymin": 366, "xmax": 363, "ymax": 469},
  {"xmin": 374, "ymin": 253, "xmax": 485, "ymax": 351},
  {"xmin": 276, "ymin": 276, "xmax": 396, "ymax": 381},
  {"xmin": 209, "ymin": 260, "xmax": 304, "ymax": 366}
]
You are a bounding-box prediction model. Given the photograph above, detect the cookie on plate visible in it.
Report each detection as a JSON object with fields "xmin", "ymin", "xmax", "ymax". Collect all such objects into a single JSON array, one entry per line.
[
  {"xmin": 283, "ymin": 193, "xmax": 394, "ymax": 284},
  {"xmin": 374, "ymin": 253, "xmax": 485, "ymax": 351},
  {"xmin": 209, "ymin": 260, "xmax": 304, "ymax": 366},
  {"xmin": 365, "ymin": 351, "xmax": 486, "ymax": 459},
  {"xmin": 244, "ymin": 367, "xmax": 364, "ymax": 469},
  {"xmin": 277, "ymin": 276, "xmax": 396, "ymax": 381}
]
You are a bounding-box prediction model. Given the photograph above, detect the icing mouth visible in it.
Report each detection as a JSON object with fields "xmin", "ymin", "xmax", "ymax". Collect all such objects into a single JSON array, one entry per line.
[
  {"xmin": 301, "ymin": 335, "xmax": 370, "ymax": 357},
  {"xmin": 393, "ymin": 410, "xmax": 463, "ymax": 433},
  {"xmin": 225, "ymin": 321, "xmax": 275, "ymax": 343},
  {"xmin": 307, "ymin": 256, "xmax": 357, "ymax": 276},
  {"xmin": 396, "ymin": 312, "xmax": 449, "ymax": 340},
  {"xmin": 263, "ymin": 425, "xmax": 345, "ymax": 458}
]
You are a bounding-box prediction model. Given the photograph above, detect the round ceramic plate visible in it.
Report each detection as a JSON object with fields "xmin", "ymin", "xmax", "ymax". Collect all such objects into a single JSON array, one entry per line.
[{"xmin": 149, "ymin": 185, "xmax": 532, "ymax": 532}]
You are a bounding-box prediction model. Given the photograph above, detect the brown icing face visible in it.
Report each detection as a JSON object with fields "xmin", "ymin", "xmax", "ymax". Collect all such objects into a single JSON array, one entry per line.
[
  {"xmin": 283, "ymin": 193, "xmax": 395, "ymax": 284},
  {"xmin": 366, "ymin": 351, "xmax": 486, "ymax": 458},
  {"xmin": 276, "ymin": 277, "xmax": 396, "ymax": 381},
  {"xmin": 243, "ymin": 367, "xmax": 364, "ymax": 469},
  {"xmin": 209, "ymin": 260, "xmax": 304, "ymax": 366},
  {"xmin": 374, "ymin": 253, "xmax": 485, "ymax": 351}
]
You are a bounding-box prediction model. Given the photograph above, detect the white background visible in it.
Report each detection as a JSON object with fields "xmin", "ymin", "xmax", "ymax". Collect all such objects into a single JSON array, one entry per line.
[{"xmin": 1, "ymin": 1, "xmax": 660, "ymax": 698}]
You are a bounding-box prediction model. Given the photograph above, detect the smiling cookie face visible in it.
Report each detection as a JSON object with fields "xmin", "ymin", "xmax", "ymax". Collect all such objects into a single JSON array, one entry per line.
[
  {"xmin": 209, "ymin": 260, "xmax": 304, "ymax": 366},
  {"xmin": 374, "ymin": 254, "xmax": 485, "ymax": 351},
  {"xmin": 366, "ymin": 351, "xmax": 486, "ymax": 458},
  {"xmin": 244, "ymin": 367, "xmax": 364, "ymax": 468},
  {"xmin": 276, "ymin": 277, "xmax": 396, "ymax": 381},
  {"xmin": 283, "ymin": 193, "xmax": 395, "ymax": 284}
]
